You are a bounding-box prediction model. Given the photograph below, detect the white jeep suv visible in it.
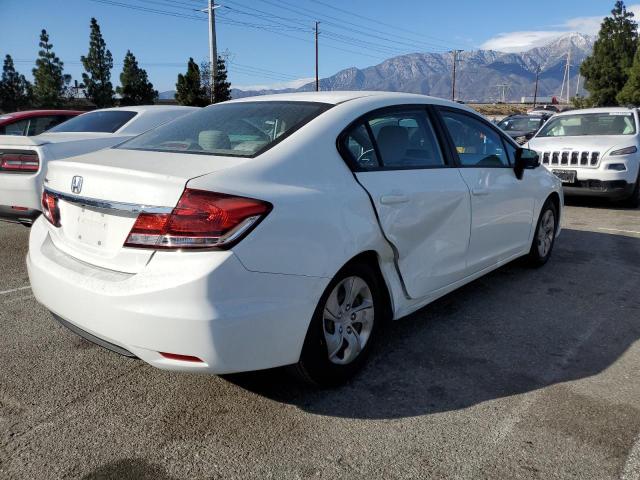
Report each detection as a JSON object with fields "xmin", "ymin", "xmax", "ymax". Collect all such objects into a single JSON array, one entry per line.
[{"xmin": 528, "ymin": 107, "xmax": 640, "ymax": 207}]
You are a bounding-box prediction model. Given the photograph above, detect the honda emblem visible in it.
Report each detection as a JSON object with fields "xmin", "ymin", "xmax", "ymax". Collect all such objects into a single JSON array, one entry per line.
[{"xmin": 71, "ymin": 176, "xmax": 83, "ymax": 194}]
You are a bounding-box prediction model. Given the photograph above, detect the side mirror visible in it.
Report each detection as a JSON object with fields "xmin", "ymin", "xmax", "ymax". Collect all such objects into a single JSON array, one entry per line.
[{"xmin": 514, "ymin": 148, "xmax": 540, "ymax": 180}]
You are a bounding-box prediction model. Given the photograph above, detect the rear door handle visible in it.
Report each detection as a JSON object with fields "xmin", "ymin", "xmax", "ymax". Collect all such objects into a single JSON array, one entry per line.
[
  {"xmin": 471, "ymin": 188, "xmax": 490, "ymax": 196},
  {"xmin": 380, "ymin": 194, "xmax": 410, "ymax": 205}
]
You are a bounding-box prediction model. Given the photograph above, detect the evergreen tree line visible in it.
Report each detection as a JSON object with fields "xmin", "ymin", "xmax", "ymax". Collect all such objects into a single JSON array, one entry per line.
[
  {"xmin": 0, "ymin": 17, "xmax": 232, "ymax": 112},
  {"xmin": 577, "ymin": 1, "xmax": 640, "ymax": 106}
]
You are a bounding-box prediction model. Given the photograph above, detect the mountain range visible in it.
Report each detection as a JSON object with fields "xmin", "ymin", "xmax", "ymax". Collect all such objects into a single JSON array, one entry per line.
[{"xmin": 160, "ymin": 33, "xmax": 594, "ymax": 102}]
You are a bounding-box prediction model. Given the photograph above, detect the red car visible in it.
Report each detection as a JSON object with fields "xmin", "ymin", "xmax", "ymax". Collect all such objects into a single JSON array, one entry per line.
[{"xmin": 0, "ymin": 110, "xmax": 84, "ymax": 136}]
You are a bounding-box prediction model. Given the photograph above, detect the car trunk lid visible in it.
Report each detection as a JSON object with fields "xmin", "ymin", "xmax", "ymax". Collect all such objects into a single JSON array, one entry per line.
[{"xmin": 44, "ymin": 148, "xmax": 247, "ymax": 273}]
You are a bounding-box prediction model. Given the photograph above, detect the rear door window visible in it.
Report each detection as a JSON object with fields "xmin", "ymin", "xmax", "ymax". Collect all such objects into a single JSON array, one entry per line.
[
  {"xmin": 367, "ymin": 110, "xmax": 445, "ymax": 168},
  {"xmin": 342, "ymin": 124, "xmax": 380, "ymax": 170}
]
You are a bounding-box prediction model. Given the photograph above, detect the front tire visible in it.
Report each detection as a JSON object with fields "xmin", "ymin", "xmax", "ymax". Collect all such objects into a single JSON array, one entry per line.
[
  {"xmin": 623, "ymin": 176, "xmax": 640, "ymax": 209},
  {"xmin": 294, "ymin": 262, "xmax": 383, "ymax": 386},
  {"xmin": 526, "ymin": 199, "xmax": 558, "ymax": 267}
]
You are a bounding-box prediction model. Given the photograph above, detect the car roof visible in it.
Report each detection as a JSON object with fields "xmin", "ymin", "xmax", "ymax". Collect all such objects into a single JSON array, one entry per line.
[
  {"xmin": 504, "ymin": 114, "xmax": 545, "ymax": 119},
  {"xmin": 0, "ymin": 110, "xmax": 83, "ymax": 122},
  {"xmin": 554, "ymin": 107, "xmax": 637, "ymax": 116},
  {"xmin": 225, "ymin": 90, "xmax": 466, "ymax": 107},
  {"xmin": 83, "ymin": 105, "xmax": 197, "ymax": 113}
]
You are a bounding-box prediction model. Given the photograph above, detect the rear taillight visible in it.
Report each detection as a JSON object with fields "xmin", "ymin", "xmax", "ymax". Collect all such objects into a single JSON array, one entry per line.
[
  {"xmin": 41, "ymin": 190, "xmax": 61, "ymax": 227},
  {"xmin": 0, "ymin": 152, "xmax": 39, "ymax": 173},
  {"xmin": 124, "ymin": 188, "xmax": 272, "ymax": 250}
]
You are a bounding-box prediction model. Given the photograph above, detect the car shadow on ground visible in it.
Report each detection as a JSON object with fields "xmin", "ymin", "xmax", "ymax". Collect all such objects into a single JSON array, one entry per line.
[
  {"xmin": 564, "ymin": 195, "xmax": 637, "ymax": 210},
  {"xmin": 223, "ymin": 228, "xmax": 640, "ymax": 419}
]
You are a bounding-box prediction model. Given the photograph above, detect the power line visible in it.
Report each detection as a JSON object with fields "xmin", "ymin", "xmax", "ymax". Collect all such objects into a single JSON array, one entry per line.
[
  {"xmin": 253, "ymin": 0, "xmax": 454, "ymax": 52},
  {"xmin": 89, "ymin": 0, "xmax": 206, "ymax": 21},
  {"xmin": 310, "ymin": 0, "xmax": 469, "ymax": 50}
]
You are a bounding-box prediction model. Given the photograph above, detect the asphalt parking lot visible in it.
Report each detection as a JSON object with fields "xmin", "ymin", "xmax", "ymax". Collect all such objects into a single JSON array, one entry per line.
[{"xmin": 1, "ymin": 200, "xmax": 639, "ymax": 480}]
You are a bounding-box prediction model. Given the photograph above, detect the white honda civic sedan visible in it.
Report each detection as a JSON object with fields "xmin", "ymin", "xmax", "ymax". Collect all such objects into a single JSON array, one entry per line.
[{"xmin": 27, "ymin": 92, "xmax": 562, "ymax": 385}]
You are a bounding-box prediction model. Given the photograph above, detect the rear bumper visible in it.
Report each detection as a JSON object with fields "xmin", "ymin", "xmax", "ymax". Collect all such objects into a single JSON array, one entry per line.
[
  {"xmin": 27, "ymin": 218, "xmax": 329, "ymax": 374},
  {"xmin": 0, "ymin": 205, "xmax": 40, "ymax": 225},
  {"xmin": 563, "ymin": 180, "xmax": 635, "ymax": 199},
  {"xmin": 0, "ymin": 171, "xmax": 43, "ymax": 212},
  {"xmin": 52, "ymin": 313, "xmax": 137, "ymax": 358}
]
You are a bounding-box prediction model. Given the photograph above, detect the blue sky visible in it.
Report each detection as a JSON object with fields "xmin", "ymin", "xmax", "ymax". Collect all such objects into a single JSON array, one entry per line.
[{"xmin": 0, "ymin": 0, "xmax": 631, "ymax": 92}]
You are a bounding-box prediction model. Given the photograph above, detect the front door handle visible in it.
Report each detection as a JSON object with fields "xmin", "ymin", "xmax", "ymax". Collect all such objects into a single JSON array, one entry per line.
[
  {"xmin": 380, "ymin": 194, "xmax": 410, "ymax": 205},
  {"xmin": 471, "ymin": 188, "xmax": 490, "ymax": 196}
]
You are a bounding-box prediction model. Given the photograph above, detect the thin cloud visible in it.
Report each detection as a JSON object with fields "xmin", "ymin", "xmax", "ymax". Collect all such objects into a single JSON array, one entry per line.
[
  {"xmin": 481, "ymin": 4, "xmax": 640, "ymax": 52},
  {"xmin": 234, "ymin": 77, "xmax": 314, "ymax": 91}
]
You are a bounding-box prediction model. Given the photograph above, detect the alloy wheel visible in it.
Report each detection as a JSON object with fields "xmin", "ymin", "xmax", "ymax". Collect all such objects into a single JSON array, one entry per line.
[
  {"xmin": 537, "ymin": 209, "xmax": 555, "ymax": 258},
  {"xmin": 322, "ymin": 276, "xmax": 375, "ymax": 365}
]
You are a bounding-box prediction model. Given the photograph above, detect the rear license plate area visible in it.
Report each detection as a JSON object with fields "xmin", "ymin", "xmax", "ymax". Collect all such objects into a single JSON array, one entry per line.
[
  {"xmin": 75, "ymin": 207, "xmax": 109, "ymax": 247},
  {"xmin": 552, "ymin": 169, "xmax": 577, "ymax": 184}
]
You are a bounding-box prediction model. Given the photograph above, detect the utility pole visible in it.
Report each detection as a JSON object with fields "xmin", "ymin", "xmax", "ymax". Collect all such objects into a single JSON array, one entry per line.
[
  {"xmin": 201, "ymin": 0, "xmax": 220, "ymax": 103},
  {"xmin": 315, "ymin": 21, "xmax": 319, "ymax": 92},
  {"xmin": 566, "ymin": 48, "xmax": 571, "ymax": 104},
  {"xmin": 450, "ymin": 50, "xmax": 462, "ymax": 101},
  {"xmin": 533, "ymin": 66, "xmax": 540, "ymax": 108}
]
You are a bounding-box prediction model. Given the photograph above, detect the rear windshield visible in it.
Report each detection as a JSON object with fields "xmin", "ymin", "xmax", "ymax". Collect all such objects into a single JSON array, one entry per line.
[
  {"xmin": 498, "ymin": 116, "xmax": 544, "ymax": 132},
  {"xmin": 118, "ymin": 101, "xmax": 331, "ymax": 157},
  {"xmin": 49, "ymin": 110, "xmax": 137, "ymax": 133},
  {"xmin": 537, "ymin": 112, "xmax": 636, "ymax": 137}
]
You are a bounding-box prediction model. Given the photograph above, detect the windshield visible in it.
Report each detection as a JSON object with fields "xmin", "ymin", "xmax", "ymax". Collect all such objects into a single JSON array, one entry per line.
[
  {"xmin": 537, "ymin": 112, "xmax": 636, "ymax": 137},
  {"xmin": 119, "ymin": 101, "xmax": 331, "ymax": 158},
  {"xmin": 498, "ymin": 116, "xmax": 544, "ymax": 132},
  {"xmin": 49, "ymin": 110, "xmax": 137, "ymax": 133}
]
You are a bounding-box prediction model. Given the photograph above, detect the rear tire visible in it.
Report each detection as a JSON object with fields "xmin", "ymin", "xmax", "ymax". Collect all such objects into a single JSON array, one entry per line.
[
  {"xmin": 526, "ymin": 199, "xmax": 558, "ymax": 267},
  {"xmin": 293, "ymin": 262, "xmax": 384, "ymax": 387}
]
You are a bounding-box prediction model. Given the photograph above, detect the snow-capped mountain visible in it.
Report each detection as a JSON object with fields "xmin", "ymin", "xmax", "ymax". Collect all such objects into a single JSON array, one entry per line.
[{"xmin": 231, "ymin": 32, "xmax": 595, "ymax": 102}]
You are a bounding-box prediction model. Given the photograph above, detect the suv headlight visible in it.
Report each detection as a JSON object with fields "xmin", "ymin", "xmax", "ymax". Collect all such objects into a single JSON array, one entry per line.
[{"xmin": 610, "ymin": 146, "xmax": 638, "ymax": 156}]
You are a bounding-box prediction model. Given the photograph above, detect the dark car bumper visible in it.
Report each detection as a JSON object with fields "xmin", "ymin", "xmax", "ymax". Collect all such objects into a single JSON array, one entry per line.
[
  {"xmin": 0, "ymin": 205, "xmax": 40, "ymax": 225},
  {"xmin": 563, "ymin": 180, "xmax": 635, "ymax": 199}
]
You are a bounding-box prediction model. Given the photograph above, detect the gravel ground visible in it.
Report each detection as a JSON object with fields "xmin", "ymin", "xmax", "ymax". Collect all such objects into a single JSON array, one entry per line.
[{"xmin": 1, "ymin": 199, "xmax": 639, "ymax": 480}]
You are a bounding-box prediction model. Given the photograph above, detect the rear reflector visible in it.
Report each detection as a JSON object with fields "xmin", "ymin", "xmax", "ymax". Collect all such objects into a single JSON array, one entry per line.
[
  {"xmin": 41, "ymin": 190, "xmax": 61, "ymax": 227},
  {"xmin": 124, "ymin": 188, "xmax": 272, "ymax": 250},
  {"xmin": 159, "ymin": 352, "xmax": 204, "ymax": 363},
  {"xmin": 11, "ymin": 206, "xmax": 28, "ymax": 211},
  {"xmin": 0, "ymin": 152, "xmax": 39, "ymax": 173}
]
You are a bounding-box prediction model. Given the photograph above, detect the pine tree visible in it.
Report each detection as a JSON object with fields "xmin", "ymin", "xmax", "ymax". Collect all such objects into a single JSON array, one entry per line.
[
  {"xmin": 116, "ymin": 50, "xmax": 157, "ymax": 105},
  {"xmin": 617, "ymin": 40, "xmax": 640, "ymax": 104},
  {"xmin": 81, "ymin": 18, "xmax": 114, "ymax": 108},
  {"xmin": 200, "ymin": 60, "xmax": 212, "ymax": 104},
  {"xmin": 213, "ymin": 56, "xmax": 232, "ymax": 103},
  {"xmin": 32, "ymin": 29, "xmax": 70, "ymax": 108},
  {"xmin": 176, "ymin": 58, "xmax": 207, "ymax": 107},
  {"xmin": 200, "ymin": 57, "xmax": 232, "ymax": 104},
  {"xmin": 581, "ymin": 1, "xmax": 638, "ymax": 106},
  {"xmin": 0, "ymin": 55, "xmax": 33, "ymax": 112}
]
